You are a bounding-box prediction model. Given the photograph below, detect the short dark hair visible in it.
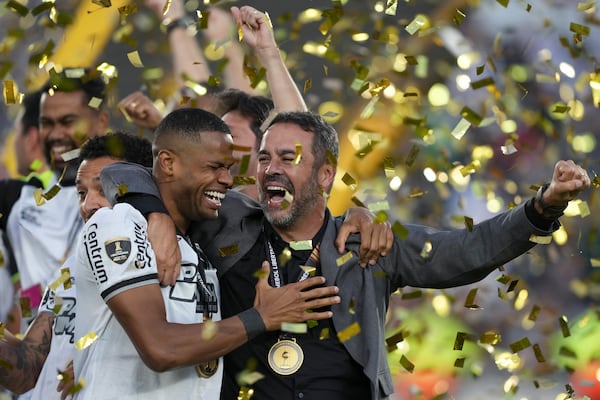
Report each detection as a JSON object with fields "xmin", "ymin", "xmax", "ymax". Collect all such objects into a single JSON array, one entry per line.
[
  {"xmin": 79, "ymin": 131, "xmax": 153, "ymax": 168},
  {"xmin": 42, "ymin": 67, "xmax": 107, "ymax": 109},
  {"xmin": 154, "ymin": 108, "xmax": 230, "ymax": 152},
  {"xmin": 21, "ymin": 89, "xmax": 43, "ymax": 133},
  {"xmin": 267, "ymin": 111, "xmax": 339, "ymax": 169},
  {"xmin": 215, "ymin": 89, "xmax": 273, "ymax": 147}
]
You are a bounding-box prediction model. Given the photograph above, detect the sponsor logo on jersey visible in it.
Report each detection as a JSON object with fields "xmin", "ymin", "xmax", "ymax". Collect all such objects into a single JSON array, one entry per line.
[
  {"xmin": 104, "ymin": 237, "xmax": 131, "ymax": 264},
  {"xmin": 85, "ymin": 223, "xmax": 107, "ymax": 284},
  {"xmin": 133, "ymin": 221, "xmax": 151, "ymax": 269}
]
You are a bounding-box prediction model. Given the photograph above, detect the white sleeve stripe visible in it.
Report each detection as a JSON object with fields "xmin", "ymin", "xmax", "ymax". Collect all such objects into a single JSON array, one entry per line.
[{"xmin": 101, "ymin": 273, "xmax": 159, "ymax": 302}]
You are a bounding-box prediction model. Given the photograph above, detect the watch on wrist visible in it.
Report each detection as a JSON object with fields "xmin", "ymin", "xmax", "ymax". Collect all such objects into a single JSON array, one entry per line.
[
  {"xmin": 165, "ymin": 17, "xmax": 193, "ymax": 35},
  {"xmin": 535, "ymin": 183, "xmax": 567, "ymax": 220}
]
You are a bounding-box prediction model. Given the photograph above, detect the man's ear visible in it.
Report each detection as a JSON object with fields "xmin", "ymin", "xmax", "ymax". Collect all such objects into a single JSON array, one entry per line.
[
  {"xmin": 318, "ymin": 164, "xmax": 336, "ymax": 193},
  {"xmin": 156, "ymin": 149, "xmax": 175, "ymax": 177},
  {"xmin": 98, "ymin": 111, "xmax": 110, "ymax": 133}
]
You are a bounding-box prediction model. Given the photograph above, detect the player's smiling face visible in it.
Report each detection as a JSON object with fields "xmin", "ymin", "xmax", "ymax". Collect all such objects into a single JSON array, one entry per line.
[
  {"xmin": 76, "ymin": 156, "xmax": 116, "ymax": 222},
  {"xmin": 174, "ymin": 130, "xmax": 235, "ymax": 222}
]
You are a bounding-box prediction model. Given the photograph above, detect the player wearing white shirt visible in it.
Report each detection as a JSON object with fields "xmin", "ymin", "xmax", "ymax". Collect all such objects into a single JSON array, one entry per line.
[
  {"xmin": 0, "ymin": 132, "xmax": 155, "ymax": 399},
  {"xmin": 73, "ymin": 203, "xmax": 223, "ymax": 399},
  {"xmin": 70, "ymin": 108, "xmax": 339, "ymax": 399}
]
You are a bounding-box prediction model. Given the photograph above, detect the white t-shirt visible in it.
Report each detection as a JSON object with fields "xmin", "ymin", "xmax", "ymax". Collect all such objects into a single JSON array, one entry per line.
[
  {"xmin": 27, "ymin": 257, "xmax": 77, "ymax": 400},
  {"xmin": 73, "ymin": 203, "xmax": 222, "ymax": 400},
  {"xmin": 7, "ymin": 180, "xmax": 82, "ymax": 292}
]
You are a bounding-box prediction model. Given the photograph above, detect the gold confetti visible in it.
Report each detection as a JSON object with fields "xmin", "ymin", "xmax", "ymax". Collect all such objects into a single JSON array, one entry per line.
[
  {"xmin": 501, "ymin": 143, "xmax": 518, "ymax": 155},
  {"xmin": 75, "ymin": 332, "xmax": 98, "ymax": 350},
  {"xmin": 454, "ymin": 357, "xmax": 465, "ymax": 368},
  {"xmin": 6, "ymin": 0, "xmax": 29, "ymax": 16},
  {"xmin": 3, "ymin": 80, "xmax": 19, "ymax": 104},
  {"xmin": 529, "ymin": 234, "xmax": 552, "ymax": 244},
  {"xmin": 405, "ymin": 15, "xmax": 427, "ymax": 35},
  {"xmin": 354, "ymin": 141, "xmax": 376, "ymax": 159},
  {"xmin": 470, "ymin": 77, "xmax": 495, "ymax": 89},
  {"xmin": 385, "ymin": 331, "xmax": 405, "ymax": 352},
  {"xmin": 461, "ymin": 106, "xmax": 483, "ymax": 126},
  {"xmin": 480, "ymin": 331, "xmax": 501, "ymax": 345},
  {"xmin": 419, "ymin": 241, "xmax": 432, "ymax": 258},
  {"xmin": 200, "ymin": 320, "xmax": 217, "ymax": 341},
  {"xmin": 319, "ymin": 2, "xmax": 343, "ymax": 35},
  {"xmin": 233, "ymin": 176, "xmax": 256, "ymax": 186},
  {"xmin": 88, "ymin": 97, "xmax": 103, "ymax": 109},
  {"xmin": 0, "ymin": 322, "xmax": 4, "ymax": 339},
  {"xmin": 464, "ymin": 216, "xmax": 474, "ymax": 232},
  {"xmin": 237, "ymin": 22, "xmax": 244, "ymax": 42},
  {"xmin": 401, "ymin": 290, "xmax": 422, "ymax": 300},
  {"xmin": 454, "ymin": 331, "xmax": 468, "ymax": 350},
  {"xmin": 237, "ymin": 154, "xmax": 251, "ymax": 175},
  {"xmin": 299, "ymin": 266, "xmax": 316, "ymax": 276},
  {"xmin": 384, "ymin": 0, "xmax": 397, "ymax": 15},
  {"xmin": 392, "ymin": 221, "xmax": 409, "ymax": 240},
  {"xmin": 319, "ymin": 328, "xmax": 330, "ymax": 340},
  {"xmin": 570, "ymin": 22, "xmax": 590, "ymax": 36},
  {"xmin": 532, "ymin": 343, "xmax": 545, "ymax": 362},
  {"xmin": 496, "ymin": 0, "xmax": 509, "ymax": 7},
  {"xmin": 350, "ymin": 196, "xmax": 367, "ymax": 208},
  {"xmin": 367, "ymin": 201, "xmax": 389, "ymax": 213},
  {"xmin": 559, "ymin": 316, "xmax": 570, "ymax": 337},
  {"xmin": 293, "ymin": 143, "xmax": 302, "ymax": 165},
  {"xmin": 451, "ymin": 118, "xmax": 471, "ymax": 140},
  {"xmin": 127, "ymin": 51, "xmax": 144, "ymax": 68},
  {"xmin": 337, "ymin": 322, "xmax": 361, "ymax": 343},
  {"xmin": 591, "ymin": 258, "xmax": 600, "ymax": 267},
  {"xmin": 506, "ymin": 279, "xmax": 518, "ymax": 293},
  {"xmin": 404, "ymin": 144, "xmax": 420, "ymax": 167},
  {"xmin": 341, "ymin": 173, "xmax": 358, "ymax": 191},
  {"xmin": 383, "ymin": 157, "xmax": 396, "ymax": 178},
  {"xmin": 464, "ymin": 288, "xmax": 480, "ymax": 309},
  {"xmin": 453, "ymin": 9, "xmax": 466, "ymax": 25},
  {"xmin": 374, "ymin": 211, "xmax": 388, "ymax": 224},
  {"xmin": 578, "ymin": 201, "xmax": 590, "ymax": 218},
  {"xmin": 20, "ymin": 297, "xmax": 32, "ymax": 318},
  {"xmin": 348, "ymin": 298, "xmax": 356, "ymax": 314},
  {"xmin": 278, "ymin": 247, "xmax": 292, "ymax": 267},
  {"xmin": 281, "ymin": 322, "xmax": 308, "ymax": 334},
  {"xmin": 528, "ymin": 305, "xmax": 540, "ymax": 322},
  {"xmin": 237, "ymin": 386, "xmax": 255, "ymax": 400},
  {"xmin": 217, "ymin": 244, "xmax": 239, "ymax": 257},
  {"xmin": 92, "ymin": 0, "xmax": 111, "ymax": 7},
  {"xmin": 303, "ymin": 79, "xmax": 312, "ymax": 94},
  {"xmin": 399, "ymin": 354, "xmax": 414, "ymax": 372},
  {"xmin": 116, "ymin": 184, "xmax": 129, "ymax": 197},
  {"xmin": 290, "ymin": 240, "xmax": 312, "ymax": 251},
  {"xmin": 509, "ymin": 337, "xmax": 531, "ymax": 352},
  {"xmin": 336, "ymin": 251, "xmax": 354, "ymax": 267},
  {"xmin": 49, "ymin": 268, "xmax": 71, "ymax": 291}
]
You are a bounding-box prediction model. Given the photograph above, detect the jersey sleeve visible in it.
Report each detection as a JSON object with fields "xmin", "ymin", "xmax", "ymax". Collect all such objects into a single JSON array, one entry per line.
[{"xmin": 80, "ymin": 203, "xmax": 158, "ymax": 302}]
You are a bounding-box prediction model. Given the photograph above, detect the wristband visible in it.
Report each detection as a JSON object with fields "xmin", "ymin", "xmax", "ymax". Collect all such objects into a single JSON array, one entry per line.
[
  {"xmin": 535, "ymin": 183, "xmax": 566, "ymax": 220},
  {"xmin": 238, "ymin": 308, "xmax": 266, "ymax": 340},
  {"xmin": 165, "ymin": 17, "xmax": 193, "ymax": 35}
]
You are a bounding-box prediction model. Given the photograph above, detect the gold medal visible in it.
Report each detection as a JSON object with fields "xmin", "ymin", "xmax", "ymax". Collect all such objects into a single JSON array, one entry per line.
[
  {"xmin": 195, "ymin": 359, "xmax": 219, "ymax": 378},
  {"xmin": 267, "ymin": 338, "xmax": 304, "ymax": 375}
]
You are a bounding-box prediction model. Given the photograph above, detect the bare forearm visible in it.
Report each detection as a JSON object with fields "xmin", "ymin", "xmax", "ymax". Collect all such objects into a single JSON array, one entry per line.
[
  {"xmin": 169, "ymin": 30, "xmax": 211, "ymax": 87},
  {"xmin": 0, "ymin": 313, "xmax": 53, "ymax": 393},
  {"xmin": 223, "ymin": 43, "xmax": 257, "ymax": 94},
  {"xmin": 257, "ymin": 48, "xmax": 306, "ymax": 111},
  {"xmin": 125, "ymin": 315, "xmax": 250, "ymax": 372}
]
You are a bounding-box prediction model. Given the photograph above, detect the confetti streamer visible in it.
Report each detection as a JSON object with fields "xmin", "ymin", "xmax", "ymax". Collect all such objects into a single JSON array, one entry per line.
[
  {"xmin": 75, "ymin": 332, "xmax": 98, "ymax": 350},
  {"xmin": 290, "ymin": 240, "xmax": 312, "ymax": 251},
  {"xmin": 281, "ymin": 322, "xmax": 307, "ymax": 334},
  {"xmin": 337, "ymin": 322, "xmax": 361, "ymax": 343},
  {"xmin": 509, "ymin": 337, "xmax": 531, "ymax": 353}
]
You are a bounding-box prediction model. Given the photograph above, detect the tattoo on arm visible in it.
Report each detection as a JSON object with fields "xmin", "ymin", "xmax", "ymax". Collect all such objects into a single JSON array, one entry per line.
[{"xmin": 0, "ymin": 312, "xmax": 54, "ymax": 394}]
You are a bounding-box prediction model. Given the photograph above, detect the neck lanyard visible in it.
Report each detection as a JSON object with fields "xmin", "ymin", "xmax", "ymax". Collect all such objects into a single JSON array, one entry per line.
[{"xmin": 264, "ymin": 239, "xmax": 314, "ymax": 288}]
